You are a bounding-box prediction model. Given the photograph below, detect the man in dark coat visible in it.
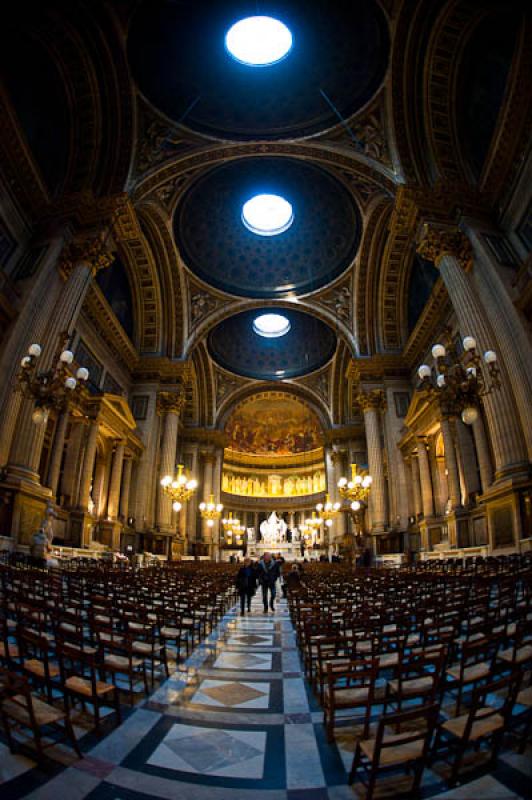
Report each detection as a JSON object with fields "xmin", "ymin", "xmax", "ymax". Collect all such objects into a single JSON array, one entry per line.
[
  {"xmin": 257, "ymin": 551, "xmax": 280, "ymax": 613},
  {"xmin": 235, "ymin": 557, "xmax": 257, "ymax": 615}
]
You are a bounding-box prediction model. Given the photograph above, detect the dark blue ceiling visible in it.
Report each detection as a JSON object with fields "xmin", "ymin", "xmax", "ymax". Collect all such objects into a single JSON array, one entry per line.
[
  {"xmin": 208, "ymin": 308, "xmax": 336, "ymax": 380},
  {"xmin": 175, "ymin": 157, "xmax": 361, "ymax": 298},
  {"xmin": 127, "ymin": 0, "xmax": 389, "ymax": 140}
]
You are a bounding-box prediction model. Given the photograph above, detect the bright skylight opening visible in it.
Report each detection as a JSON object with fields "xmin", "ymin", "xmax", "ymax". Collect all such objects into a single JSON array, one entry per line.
[
  {"xmin": 242, "ymin": 194, "xmax": 294, "ymax": 236},
  {"xmin": 253, "ymin": 313, "xmax": 291, "ymax": 338},
  {"xmin": 225, "ymin": 16, "xmax": 293, "ymax": 67}
]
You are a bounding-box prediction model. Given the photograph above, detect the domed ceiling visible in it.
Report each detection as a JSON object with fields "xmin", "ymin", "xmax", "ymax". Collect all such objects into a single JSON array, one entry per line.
[
  {"xmin": 127, "ymin": 0, "xmax": 389, "ymax": 140},
  {"xmin": 208, "ymin": 308, "xmax": 336, "ymax": 380},
  {"xmin": 175, "ymin": 158, "xmax": 361, "ymax": 298}
]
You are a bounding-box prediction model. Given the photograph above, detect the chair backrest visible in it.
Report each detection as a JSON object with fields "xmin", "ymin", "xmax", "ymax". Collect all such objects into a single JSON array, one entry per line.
[
  {"xmin": 327, "ymin": 657, "xmax": 379, "ymax": 692},
  {"xmin": 373, "ymin": 703, "xmax": 440, "ymax": 763},
  {"xmin": 470, "ymin": 670, "xmax": 522, "ymax": 731},
  {"xmin": 0, "ymin": 669, "xmax": 40, "ymax": 728}
]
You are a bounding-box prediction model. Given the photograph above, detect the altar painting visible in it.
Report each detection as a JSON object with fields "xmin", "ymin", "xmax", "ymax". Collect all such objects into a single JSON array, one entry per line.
[{"xmin": 225, "ymin": 395, "xmax": 322, "ymax": 455}]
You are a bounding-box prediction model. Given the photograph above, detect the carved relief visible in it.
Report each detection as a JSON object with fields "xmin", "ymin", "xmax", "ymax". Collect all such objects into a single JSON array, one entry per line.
[
  {"xmin": 315, "ymin": 279, "xmax": 353, "ymax": 325},
  {"xmin": 215, "ymin": 370, "xmax": 248, "ymax": 407},
  {"xmin": 417, "ymin": 224, "xmax": 473, "ymax": 271}
]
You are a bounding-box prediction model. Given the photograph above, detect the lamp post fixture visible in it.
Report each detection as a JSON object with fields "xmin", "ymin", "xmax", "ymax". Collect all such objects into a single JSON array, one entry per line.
[
  {"xmin": 417, "ymin": 335, "xmax": 501, "ymax": 425},
  {"xmin": 316, "ymin": 493, "xmax": 341, "ymax": 528},
  {"xmin": 17, "ymin": 335, "xmax": 90, "ymax": 425},
  {"xmin": 222, "ymin": 512, "xmax": 242, "ymax": 544},
  {"xmin": 199, "ymin": 494, "xmax": 224, "ymax": 528},
  {"xmin": 160, "ymin": 464, "xmax": 198, "ymax": 510},
  {"xmin": 337, "ymin": 463, "xmax": 373, "ymax": 504}
]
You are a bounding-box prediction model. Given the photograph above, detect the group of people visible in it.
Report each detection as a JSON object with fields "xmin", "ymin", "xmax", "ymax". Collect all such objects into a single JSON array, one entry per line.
[{"xmin": 235, "ymin": 552, "xmax": 303, "ymax": 615}]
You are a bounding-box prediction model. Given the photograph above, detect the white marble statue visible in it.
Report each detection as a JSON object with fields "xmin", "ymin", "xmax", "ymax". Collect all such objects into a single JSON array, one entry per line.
[{"xmin": 260, "ymin": 511, "xmax": 287, "ymax": 544}]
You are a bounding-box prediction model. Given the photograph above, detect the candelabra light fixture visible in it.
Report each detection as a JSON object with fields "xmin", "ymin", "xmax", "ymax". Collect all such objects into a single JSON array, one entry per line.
[
  {"xmin": 199, "ymin": 494, "xmax": 224, "ymax": 527},
  {"xmin": 160, "ymin": 464, "xmax": 198, "ymax": 509},
  {"xmin": 18, "ymin": 335, "xmax": 90, "ymax": 425},
  {"xmin": 337, "ymin": 463, "xmax": 373, "ymax": 508},
  {"xmin": 417, "ymin": 335, "xmax": 501, "ymax": 424},
  {"xmin": 316, "ymin": 494, "xmax": 341, "ymax": 527}
]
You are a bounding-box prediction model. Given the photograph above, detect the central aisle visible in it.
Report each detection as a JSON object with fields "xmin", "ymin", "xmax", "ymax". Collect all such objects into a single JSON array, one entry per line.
[{"xmin": 21, "ymin": 594, "xmax": 529, "ymax": 800}]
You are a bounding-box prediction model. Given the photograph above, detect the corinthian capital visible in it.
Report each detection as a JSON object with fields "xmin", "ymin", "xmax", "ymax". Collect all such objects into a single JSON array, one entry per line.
[
  {"xmin": 59, "ymin": 231, "xmax": 114, "ymax": 278},
  {"xmin": 357, "ymin": 389, "xmax": 386, "ymax": 412},
  {"xmin": 417, "ymin": 224, "xmax": 473, "ymax": 271},
  {"xmin": 157, "ymin": 391, "xmax": 186, "ymax": 416}
]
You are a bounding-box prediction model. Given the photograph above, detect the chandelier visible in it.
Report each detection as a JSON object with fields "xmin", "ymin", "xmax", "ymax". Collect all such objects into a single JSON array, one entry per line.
[
  {"xmin": 18, "ymin": 336, "xmax": 90, "ymax": 425},
  {"xmin": 160, "ymin": 464, "xmax": 198, "ymax": 510},
  {"xmin": 417, "ymin": 335, "xmax": 500, "ymax": 424},
  {"xmin": 337, "ymin": 463, "xmax": 373, "ymax": 506},
  {"xmin": 316, "ymin": 494, "xmax": 341, "ymax": 527},
  {"xmin": 199, "ymin": 494, "xmax": 224, "ymax": 527},
  {"xmin": 222, "ymin": 512, "xmax": 245, "ymax": 543},
  {"xmin": 305, "ymin": 510, "xmax": 323, "ymax": 530}
]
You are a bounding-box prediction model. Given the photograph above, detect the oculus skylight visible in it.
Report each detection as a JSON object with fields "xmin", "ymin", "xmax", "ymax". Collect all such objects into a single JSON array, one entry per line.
[
  {"xmin": 242, "ymin": 193, "xmax": 294, "ymax": 236},
  {"xmin": 253, "ymin": 313, "xmax": 291, "ymax": 338},
  {"xmin": 225, "ymin": 16, "xmax": 293, "ymax": 67}
]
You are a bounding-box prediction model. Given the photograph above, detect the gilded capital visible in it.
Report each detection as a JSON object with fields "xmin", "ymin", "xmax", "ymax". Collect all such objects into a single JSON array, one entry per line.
[
  {"xmin": 417, "ymin": 224, "xmax": 473, "ymax": 271},
  {"xmin": 59, "ymin": 231, "xmax": 114, "ymax": 278},
  {"xmin": 357, "ymin": 389, "xmax": 386, "ymax": 412},
  {"xmin": 157, "ymin": 391, "xmax": 186, "ymax": 416}
]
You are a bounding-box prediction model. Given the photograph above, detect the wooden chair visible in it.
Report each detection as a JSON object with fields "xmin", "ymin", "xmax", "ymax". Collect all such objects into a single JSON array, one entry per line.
[
  {"xmin": 0, "ymin": 668, "xmax": 81, "ymax": 761},
  {"xmin": 126, "ymin": 619, "xmax": 169, "ymax": 686},
  {"xmin": 497, "ymin": 618, "xmax": 532, "ymax": 669},
  {"xmin": 97, "ymin": 630, "xmax": 149, "ymax": 706},
  {"xmin": 0, "ymin": 613, "xmax": 19, "ymax": 668},
  {"xmin": 434, "ymin": 671, "xmax": 521, "ymax": 787},
  {"xmin": 384, "ymin": 646, "xmax": 447, "ymax": 716},
  {"xmin": 17, "ymin": 625, "xmax": 60, "ymax": 702},
  {"xmin": 444, "ymin": 633, "xmax": 500, "ymax": 715},
  {"xmin": 348, "ymin": 703, "xmax": 440, "ymax": 800},
  {"xmin": 323, "ymin": 657, "xmax": 379, "ymax": 743},
  {"xmin": 56, "ymin": 639, "xmax": 121, "ymax": 735},
  {"xmin": 512, "ymin": 672, "xmax": 532, "ymax": 753}
]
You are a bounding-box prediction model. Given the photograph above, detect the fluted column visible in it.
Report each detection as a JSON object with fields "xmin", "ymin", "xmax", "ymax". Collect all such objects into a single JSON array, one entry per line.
[
  {"xmin": 416, "ymin": 437, "xmax": 434, "ymax": 517},
  {"xmin": 0, "ymin": 235, "xmax": 65, "ymax": 467},
  {"xmin": 408, "ymin": 456, "xmax": 422, "ymax": 519},
  {"xmin": 78, "ymin": 420, "xmax": 100, "ymax": 511},
  {"xmin": 440, "ymin": 418, "xmax": 461, "ymax": 509},
  {"xmin": 418, "ymin": 225, "xmax": 527, "ymax": 477},
  {"xmin": 472, "ymin": 414, "xmax": 494, "ymax": 493},
  {"xmin": 359, "ymin": 390, "xmax": 387, "ymax": 531},
  {"xmin": 119, "ymin": 457, "xmax": 133, "ymax": 520},
  {"xmin": 46, "ymin": 412, "xmax": 69, "ymax": 498},
  {"xmin": 60, "ymin": 422, "xmax": 84, "ymax": 505},
  {"xmin": 107, "ymin": 441, "xmax": 125, "ymax": 520},
  {"xmin": 455, "ymin": 419, "xmax": 480, "ymax": 500},
  {"xmin": 156, "ymin": 392, "xmax": 184, "ymax": 530},
  {"xmin": 201, "ymin": 452, "xmax": 215, "ymax": 540},
  {"xmin": 5, "ymin": 234, "xmax": 113, "ymax": 482},
  {"xmin": 92, "ymin": 457, "xmax": 106, "ymax": 518}
]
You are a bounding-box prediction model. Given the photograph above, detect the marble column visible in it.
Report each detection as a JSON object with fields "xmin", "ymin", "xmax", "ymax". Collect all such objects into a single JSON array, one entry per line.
[
  {"xmin": 201, "ymin": 453, "xmax": 215, "ymax": 541},
  {"xmin": 78, "ymin": 420, "xmax": 99, "ymax": 510},
  {"xmin": 418, "ymin": 226, "xmax": 527, "ymax": 477},
  {"xmin": 0, "ymin": 235, "xmax": 65, "ymax": 467},
  {"xmin": 60, "ymin": 422, "xmax": 84, "ymax": 505},
  {"xmin": 359, "ymin": 391, "xmax": 387, "ymax": 531},
  {"xmin": 45, "ymin": 412, "xmax": 69, "ymax": 498},
  {"xmin": 455, "ymin": 419, "xmax": 480, "ymax": 500},
  {"xmin": 472, "ymin": 414, "xmax": 494, "ymax": 493},
  {"xmin": 6, "ymin": 237, "xmax": 113, "ymax": 483},
  {"xmin": 416, "ymin": 438, "xmax": 434, "ymax": 518},
  {"xmin": 440, "ymin": 418, "xmax": 461, "ymax": 509},
  {"xmin": 92, "ymin": 457, "xmax": 106, "ymax": 518},
  {"xmin": 410, "ymin": 455, "xmax": 423, "ymax": 518},
  {"xmin": 465, "ymin": 223, "xmax": 532, "ymax": 459},
  {"xmin": 119, "ymin": 457, "xmax": 133, "ymax": 521},
  {"xmin": 107, "ymin": 441, "xmax": 125, "ymax": 520},
  {"xmin": 156, "ymin": 392, "xmax": 184, "ymax": 531}
]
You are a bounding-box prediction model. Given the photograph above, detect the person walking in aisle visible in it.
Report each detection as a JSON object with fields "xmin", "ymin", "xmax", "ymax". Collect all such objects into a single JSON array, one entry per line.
[
  {"xmin": 258, "ymin": 551, "xmax": 280, "ymax": 613},
  {"xmin": 235, "ymin": 557, "xmax": 257, "ymax": 615}
]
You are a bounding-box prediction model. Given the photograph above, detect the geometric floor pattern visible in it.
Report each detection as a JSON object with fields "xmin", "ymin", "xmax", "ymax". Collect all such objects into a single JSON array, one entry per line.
[{"xmin": 0, "ymin": 592, "xmax": 530, "ymax": 799}]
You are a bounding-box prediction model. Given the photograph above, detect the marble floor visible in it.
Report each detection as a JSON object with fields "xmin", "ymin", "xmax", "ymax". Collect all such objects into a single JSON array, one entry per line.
[{"xmin": 1, "ymin": 596, "xmax": 531, "ymax": 799}]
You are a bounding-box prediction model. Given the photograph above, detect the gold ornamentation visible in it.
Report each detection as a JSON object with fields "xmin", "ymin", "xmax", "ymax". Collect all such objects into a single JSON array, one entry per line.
[
  {"xmin": 357, "ymin": 389, "xmax": 386, "ymax": 412},
  {"xmin": 157, "ymin": 391, "xmax": 186, "ymax": 416},
  {"xmin": 59, "ymin": 232, "xmax": 114, "ymax": 278},
  {"xmin": 417, "ymin": 224, "xmax": 473, "ymax": 271}
]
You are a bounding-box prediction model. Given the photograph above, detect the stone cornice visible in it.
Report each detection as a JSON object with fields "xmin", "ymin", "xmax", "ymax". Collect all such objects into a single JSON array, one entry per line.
[
  {"xmin": 347, "ymin": 355, "xmax": 408, "ymax": 383},
  {"xmin": 133, "ymin": 357, "xmax": 192, "ymax": 385}
]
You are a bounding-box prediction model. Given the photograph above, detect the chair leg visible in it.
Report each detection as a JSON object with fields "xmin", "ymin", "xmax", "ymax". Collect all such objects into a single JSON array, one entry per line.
[
  {"xmin": 1, "ymin": 712, "xmax": 15, "ymax": 753},
  {"xmin": 326, "ymin": 707, "xmax": 335, "ymax": 743},
  {"xmin": 449, "ymin": 741, "xmax": 465, "ymax": 787},
  {"xmin": 348, "ymin": 741, "xmax": 361, "ymax": 785},
  {"xmin": 366, "ymin": 761, "xmax": 378, "ymax": 800},
  {"xmin": 64, "ymin": 716, "xmax": 82, "ymax": 759}
]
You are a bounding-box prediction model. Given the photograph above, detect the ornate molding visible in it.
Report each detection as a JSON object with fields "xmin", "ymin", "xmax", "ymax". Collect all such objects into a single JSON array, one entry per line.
[
  {"xmin": 416, "ymin": 223, "xmax": 473, "ymax": 271},
  {"xmin": 321, "ymin": 96, "xmax": 393, "ymax": 170},
  {"xmin": 133, "ymin": 357, "xmax": 192, "ymax": 385},
  {"xmin": 215, "ymin": 368, "xmax": 249, "ymax": 409},
  {"xmin": 313, "ymin": 276, "xmax": 353, "ymax": 327},
  {"xmin": 357, "ymin": 389, "xmax": 387, "ymax": 412},
  {"xmin": 59, "ymin": 232, "xmax": 114, "ymax": 278},
  {"xmin": 157, "ymin": 390, "xmax": 186, "ymax": 416},
  {"xmin": 296, "ymin": 366, "xmax": 331, "ymax": 407}
]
